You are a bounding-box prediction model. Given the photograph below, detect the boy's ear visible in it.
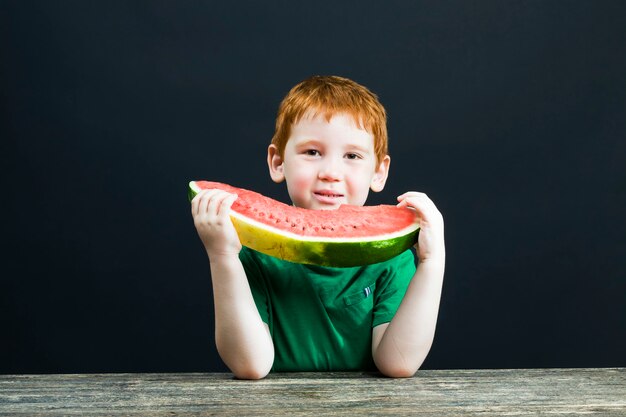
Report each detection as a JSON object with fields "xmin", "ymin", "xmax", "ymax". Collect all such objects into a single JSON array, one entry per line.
[
  {"xmin": 370, "ymin": 155, "xmax": 391, "ymax": 192},
  {"xmin": 267, "ymin": 144, "xmax": 285, "ymax": 183}
]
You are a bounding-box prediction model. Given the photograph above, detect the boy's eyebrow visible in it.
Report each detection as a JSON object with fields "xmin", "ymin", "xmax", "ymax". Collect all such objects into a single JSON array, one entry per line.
[
  {"xmin": 292, "ymin": 139, "xmax": 323, "ymax": 150},
  {"xmin": 345, "ymin": 144, "xmax": 372, "ymax": 154},
  {"xmin": 294, "ymin": 139, "xmax": 322, "ymax": 147}
]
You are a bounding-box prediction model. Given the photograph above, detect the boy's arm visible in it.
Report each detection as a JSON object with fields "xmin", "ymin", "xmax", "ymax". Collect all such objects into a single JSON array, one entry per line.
[
  {"xmin": 371, "ymin": 192, "xmax": 445, "ymax": 378},
  {"xmin": 192, "ymin": 189, "xmax": 274, "ymax": 379},
  {"xmin": 209, "ymin": 253, "xmax": 274, "ymax": 379}
]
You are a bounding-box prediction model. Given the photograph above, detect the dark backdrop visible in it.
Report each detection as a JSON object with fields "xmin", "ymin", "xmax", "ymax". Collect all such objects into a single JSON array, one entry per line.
[{"xmin": 2, "ymin": 1, "xmax": 625, "ymax": 374}]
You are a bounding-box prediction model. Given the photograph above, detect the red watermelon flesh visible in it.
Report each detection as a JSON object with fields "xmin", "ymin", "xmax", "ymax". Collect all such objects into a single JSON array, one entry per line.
[{"xmin": 189, "ymin": 180, "xmax": 420, "ymax": 267}]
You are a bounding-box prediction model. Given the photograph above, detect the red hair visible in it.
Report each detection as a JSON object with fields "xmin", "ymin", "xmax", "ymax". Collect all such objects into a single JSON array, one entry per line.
[{"xmin": 271, "ymin": 75, "xmax": 388, "ymax": 164}]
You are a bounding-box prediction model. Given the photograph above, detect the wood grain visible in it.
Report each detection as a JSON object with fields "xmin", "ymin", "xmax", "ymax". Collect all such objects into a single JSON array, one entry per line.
[{"xmin": 1, "ymin": 368, "xmax": 624, "ymax": 416}]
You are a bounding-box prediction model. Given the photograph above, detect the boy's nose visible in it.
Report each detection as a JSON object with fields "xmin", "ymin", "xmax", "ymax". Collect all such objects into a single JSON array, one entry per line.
[{"xmin": 318, "ymin": 160, "xmax": 342, "ymax": 182}]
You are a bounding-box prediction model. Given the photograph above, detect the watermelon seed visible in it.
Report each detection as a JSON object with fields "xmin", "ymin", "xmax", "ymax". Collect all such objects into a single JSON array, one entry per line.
[{"xmin": 291, "ymin": 223, "xmax": 296, "ymax": 227}]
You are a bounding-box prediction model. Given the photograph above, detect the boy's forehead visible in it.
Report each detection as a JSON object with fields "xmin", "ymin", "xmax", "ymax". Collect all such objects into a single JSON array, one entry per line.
[
  {"xmin": 298, "ymin": 108, "xmax": 365, "ymax": 129},
  {"xmin": 289, "ymin": 110, "xmax": 375, "ymax": 152}
]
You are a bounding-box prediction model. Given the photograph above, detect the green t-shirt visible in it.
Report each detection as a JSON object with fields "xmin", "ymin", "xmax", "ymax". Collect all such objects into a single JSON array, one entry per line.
[{"xmin": 239, "ymin": 246, "xmax": 417, "ymax": 372}]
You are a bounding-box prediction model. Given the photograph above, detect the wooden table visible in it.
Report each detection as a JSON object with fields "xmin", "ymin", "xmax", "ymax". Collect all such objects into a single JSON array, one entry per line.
[{"xmin": 1, "ymin": 368, "xmax": 624, "ymax": 416}]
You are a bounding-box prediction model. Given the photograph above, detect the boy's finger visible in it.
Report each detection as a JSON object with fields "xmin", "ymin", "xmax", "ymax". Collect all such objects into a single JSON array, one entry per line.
[
  {"xmin": 217, "ymin": 193, "xmax": 238, "ymax": 218},
  {"xmin": 191, "ymin": 190, "xmax": 210, "ymax": 216},
  {"xmin": 398, "ymin": 194, "xmax": 437, "ymax": 214},
  {"xmin": 397, "ymin": 195, "xmax": 424, "ymax": 207},
  {"xmin": 206, "ymin": 190, "xmax": 226, "ymax": 217},
  {"xmin": 397, "ymin": 196, "xmax": 429, "ymax": 218},
  {"xmin": 198, "ymin": 189, "xmax": 221, "ymax": 216},
  {"xmin": 191, "ymin": 193, "xmax": 200, "ymax": 215},
  {"xmin": 397, "ymin": 191, "xmax": 428, "ymax": 201},
  {"xmin": 207, "ymin": 190, "xmax": 236, "ymax": 217}
]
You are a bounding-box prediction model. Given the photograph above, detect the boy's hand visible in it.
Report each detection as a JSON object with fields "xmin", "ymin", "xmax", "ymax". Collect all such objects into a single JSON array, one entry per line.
[
  {"xmin": 397, "ymin": 192, "xmax": 445, "ymax": 263},
  {"xmin": 191, "ymin": 189, "xmax": 241, "ymax": 258}
]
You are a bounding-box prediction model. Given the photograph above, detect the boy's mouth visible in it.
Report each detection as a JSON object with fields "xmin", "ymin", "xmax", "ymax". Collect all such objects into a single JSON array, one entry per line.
[
  {"xmin": 315, "ymin": 191, "xmax": 344, "ymax": 197},
  {"xmin": 314, "ymin": 190, "xmax": 345, "ymax": 204}
]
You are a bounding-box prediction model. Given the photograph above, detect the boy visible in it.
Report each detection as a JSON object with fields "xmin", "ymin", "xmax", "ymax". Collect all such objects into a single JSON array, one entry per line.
[{"xmin": 191, "ymin": 75, "xmax": 445, "ymax": 379}]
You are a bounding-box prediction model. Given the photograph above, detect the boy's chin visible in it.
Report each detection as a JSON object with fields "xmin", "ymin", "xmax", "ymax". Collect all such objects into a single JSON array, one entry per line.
[
  {"xmin": 314, "ymin": 204, "xmax": 342, "ymax": 211},
  {"xmin": 296, "ymin": 201, "xmax": 343, "ymax": 211}
]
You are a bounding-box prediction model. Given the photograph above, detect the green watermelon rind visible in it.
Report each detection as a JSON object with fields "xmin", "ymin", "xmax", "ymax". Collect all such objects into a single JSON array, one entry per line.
[{"xmin": 188, "ymin": 181, "xmax": 419, "ymax": 267}]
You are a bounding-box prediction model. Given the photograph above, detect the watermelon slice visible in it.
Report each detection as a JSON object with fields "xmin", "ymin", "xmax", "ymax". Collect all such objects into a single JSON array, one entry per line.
[{"xmin": 188, "ymin": 181, "xmax": 419, "ymax": 267}]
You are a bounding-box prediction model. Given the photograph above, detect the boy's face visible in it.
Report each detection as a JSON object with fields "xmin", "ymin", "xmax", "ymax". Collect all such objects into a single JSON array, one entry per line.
[{"xmin": 268, "ymin": 111, "xmax": 390, "ymax": 210}]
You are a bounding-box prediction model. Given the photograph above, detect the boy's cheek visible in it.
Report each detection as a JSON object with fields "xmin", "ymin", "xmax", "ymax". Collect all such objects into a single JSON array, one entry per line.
[
  {"xmin": 285, "ymin": 169, "xmax": 313, "ymax": 189},
  {"xmin": 285, "ymin": 176, "xmax": 312, "ymax": 206}
]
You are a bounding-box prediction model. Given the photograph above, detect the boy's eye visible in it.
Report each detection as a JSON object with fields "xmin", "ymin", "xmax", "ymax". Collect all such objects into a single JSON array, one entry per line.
[
  {"xmin": 345, "ymin": 153, "xmax": 361, "ymax": 160},
  {"xmin": 304, "ymin": 149, "xmax": 320, "ymax": 156}
]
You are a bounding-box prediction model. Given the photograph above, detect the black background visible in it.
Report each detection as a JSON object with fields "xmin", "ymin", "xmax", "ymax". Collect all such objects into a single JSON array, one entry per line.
[{"xmin": 2, "ymin": 1, "xmax": 625, "ymax": 374}]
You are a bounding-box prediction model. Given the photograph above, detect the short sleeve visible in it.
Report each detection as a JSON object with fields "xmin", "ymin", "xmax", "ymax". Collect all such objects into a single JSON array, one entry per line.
[
  {"xmin": 372, "ymin": 249, "xmax": 417, "ymax": 327},
  {"xmin": 238, "ymin": 247, "xmax": 270, "ymax": 324}
]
